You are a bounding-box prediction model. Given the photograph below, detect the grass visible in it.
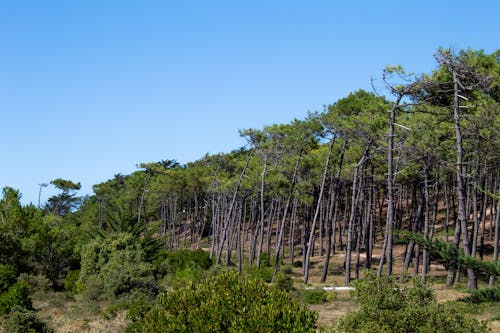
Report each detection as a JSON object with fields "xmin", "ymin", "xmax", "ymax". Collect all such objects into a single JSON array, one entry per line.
[
  {"xmin": 32, "ymin": 291, "xmax": 127, "ymax": 333},
  {"xmin": 23, "ymin": 269, "xmax": 499, "ymax": 333}
]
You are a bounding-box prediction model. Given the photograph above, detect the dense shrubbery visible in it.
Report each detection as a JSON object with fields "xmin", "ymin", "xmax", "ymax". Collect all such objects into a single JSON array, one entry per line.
[
  {"xmin": 128, "ymin": 270, "xmax": 318, "ymax": 332},
  {"xmin": 165, "ymin": 249, "xmax": 212, "ymax": 271},
  {"xmin": 335, "ymin": 275, "xmax": 489, "ymax": 333},
  {"xmin": 0, "ymin": 281, "xmax": 32, "ymax": 315},
  {"xmin": 461, "ymin": 285, "xmax": 500, "ymax": 304},
  {"xmin": 3, "ymin": 306, "xmax": 53, "ymax": 333},
  {"xmin": 302, "ymin": 287, "xmax": 328, "ymax": 304},
  {"xmin": 17, "ymin": 274, "xmax": 52, "ymax": 296},
  {"xmin": 273, "ymin": 270, "xmax": 295, "ymax": 291},
  {"xmin": 152, "ymin": 248, "xmax": 212, "ymax": 278},
  {"xmin": 77, "ymin": 232, "xmax": 159, "ymax": 300},
  {"xmin": 0, "ymin": 264, "xmax": 17, "ymax": 293},
  {"xmin": 63, "ymin": 269, "xmax": 80, "ymax": 294},
  {"xmin": 242, "ymin": 265, "xmax": 274, "ymax": 283}
]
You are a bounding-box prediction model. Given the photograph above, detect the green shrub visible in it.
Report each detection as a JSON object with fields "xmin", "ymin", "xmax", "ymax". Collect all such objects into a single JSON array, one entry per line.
[
  {"xmin": 154, "ymin": 249, "xmax": 212, "ymax": 276},
  {"xmin": 63, "ymin": 270, "xmax": 80, "ymax": 294},
  {"xmin": 125, "ymin": 292, "xmax": 155, "ymax": 322},
  {"xmin": 169, "ymin": 266, "xmax": 203, "ymax": 289},
  {"xmin": 81, "ymin": 275, "xmax": 105, "ymax": 301},
  {"xmin": 282, "ymin": 264, "xmax": 294, "ymax": 274},
  {"xmin": 335, "ymin": 275, "xmax": 489, "ymax": 333},
  {"xmin": 129, "ymin": 270, "xmax": 317, "ymax": 332},
  {"xmin": 0, "ymin": 281, "xmax": 32, "ymax": 315},
  {"xmin": 77, "ymin": 233, "xmax": 158, "ymax": 300},
  {"xmin": 3, "ymin": 305, "xmax": 53, "ymax": 333},
  {"xmin": 273, "ymin": 271, "xmax": 295, "ymax": 292},
  {"xmin": 259, "ymin": 252, "xmax": 271, "ymax": 267},
  {"xmin": 243, "ymin": 265, "xmax": 273, "ymax": 283},
  {"xmin": 460, "ymin": 285, "xmax": 500, "ymax": 304},
  {"xmin": 303, "ymin": 287, "xmax": 328, "ymax": 304},
  {"xmin": 17, "ymin": 274, "xmax": 52, "ymax": 295},
  {"xmin": 0, "ymin": 264, "xmax": 17, "ymax": 293}
]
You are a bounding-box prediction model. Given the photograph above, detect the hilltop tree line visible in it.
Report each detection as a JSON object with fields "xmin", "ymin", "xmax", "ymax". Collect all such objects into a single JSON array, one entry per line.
[{"xmin": 0, "ymin": 48, "xmax": 499, "ymax": 331}]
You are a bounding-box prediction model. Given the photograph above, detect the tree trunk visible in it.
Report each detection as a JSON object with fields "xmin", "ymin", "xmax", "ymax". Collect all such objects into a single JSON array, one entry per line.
[
  {"xmin": 215, "ymin": 150, "xmax": 253, "ymax": 265},
  {"xmin": 489, "ymin": 198, "xmax": 499, "ymax": 287},
  {"xmin": 452, "ymin": 70, "xmax": 476, "ymax": 289},
  {"xmin": 273, "ymin": 154, "xmax": 302, "ymax": 279},
  {"xmin": 321, "ymin": 141, "xmax": 346, "ymax": 282},
  {"xmin": 304, "ymin": 139, "xmax": 334, "ymax": 284},
  {"xmin": 378, "ymin": 96, "xmax": 402, "ymax": 277},
  {"xmin": 345, "ymin": 144, "xmax": 370, "ymax": 285}
]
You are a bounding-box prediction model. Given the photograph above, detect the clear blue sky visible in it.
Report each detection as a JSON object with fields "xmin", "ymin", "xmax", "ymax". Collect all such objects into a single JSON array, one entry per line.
[{"xmin": 1, "ymin": 1, "xmax": 499, "ymax": 204}]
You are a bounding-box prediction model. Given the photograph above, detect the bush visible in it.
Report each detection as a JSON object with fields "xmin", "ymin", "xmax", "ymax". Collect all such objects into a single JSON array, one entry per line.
[
  {"xmin": 461, "ymin": 285, "xmax": 500, "ymax": 304},
  {"xmin": 125, "ymin": 292, "xmax": 155, "ymax": 322},
  {"xmin": 154, "ymin": 249, "xmax": 212, "ymax": 276},
  {"xmin": 303, "ymin": 287, "xmax": 328, "ymax": 304},
  {"xmin": 335, "ymin": 275, "xmax": 489, "ymax": 333},
  {"xmin": 169, "ymin": 266, "xmax": 203, "ymax": 289},
  {"xmin": 258, "ymin": 252, "xmax": 271, "ymax": 267},
  {"xmin": 63, "ymin": 270, "xmax": 80, "ymax": 294},
  {"xmin": 77, "ymin": 233, "xmax": 158, "ymax": 300},
  {"xmin": 243, "ymin": 265, "xmax": 273, "ymax": 283},
  {"xmin": 273, "ymin": 271, "xmax": 295, "ymax": 292},
  {"xmin": 282, "ymin": 265, "xmax": 294, "ymax": 274},
  {"xmin": 3, "ymin": 306, "xmax": 53, "ymax": 333},
  {"xmin": 0, "ymin": 281, "xmax": 32, "ymax": 315},
  {"xmin": 0, "ymin": 264, "xmax": 17, "ymax": 293},
  {"xmin": 129, "ymin": 270, "xmax": 318, "ymax": 332},
  {"xmin": 17, "ymin": 274, "xmax": 52, "ymax": 295}
]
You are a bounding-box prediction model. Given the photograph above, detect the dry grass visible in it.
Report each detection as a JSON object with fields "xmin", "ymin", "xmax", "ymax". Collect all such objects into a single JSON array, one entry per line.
[{"xmin": 32, "ymin": 292, "xmax": 127, "ymax": 333}]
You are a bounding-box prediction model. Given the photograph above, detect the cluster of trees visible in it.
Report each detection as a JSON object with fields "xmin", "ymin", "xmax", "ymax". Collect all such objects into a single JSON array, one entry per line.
[
  {"xmin": 74, "ymin": 48, "xmax": 499, "ymax": 287},
  {"xmin": 0, "ymin": 48, "xmax": 498, "ymax": 331}
]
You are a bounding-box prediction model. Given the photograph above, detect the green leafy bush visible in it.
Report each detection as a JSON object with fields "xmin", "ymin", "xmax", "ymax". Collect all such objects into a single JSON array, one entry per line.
[
  {"xmin": 303, "ymin": 287, "xmax": 328, "ymax": 304},
  {"xmin": 0, "ymin": 281, "xmax": 32, "ymax": 315},
  {"xmin": 0, "ymin": 264, "xmax": 17, "ymax": 293},
  {"xmin": 273, "ymin": 271, "xmax": 295, "ymax": 292},
  {"xmin": 3, "ymin": 305, "xmax": 53, "ymax": 333},
  {"xmin": 63, "ymin": 270, "xmax": 80, "ymax": 294},
  {"xmin": 129, "ymin": 270, "xmax": 317, "ymax": 332},
  {"xmin": 335, "ymin": 275, "xmax": 489, "ymax": 333},
  {"xmin": 154, "ymin": 249, "xmax": 212, "ymax": 276},
  {"xmin": 461, "ymin": 285, "xmax": 500, "ymax": 304},
  {"xmin": 258, "ymin": 252, "xmax": 272, "ymax": 267},
  {"xmin": 77, "ymin": 232, "xmax": 158, "ymax": 300},
  {"xmin": 169, "ymin": 266, "xmax": 203, "ymax": 289},
  {"xmin": 17, "ymin": 274, "xmax": 52, "ymax": 295},
  {"xmin": 243, "ymin": 265, "xmax": 273, "ymax": 283},
  {"xmin": 125, "ymin": 292, "xmax": 155, "ymax": 322}
]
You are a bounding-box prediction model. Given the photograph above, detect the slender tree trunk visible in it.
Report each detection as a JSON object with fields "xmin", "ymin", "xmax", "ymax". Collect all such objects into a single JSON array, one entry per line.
[
  {"xmin": 215, "ymin": 150, "xmax": 253, "ymax": 265},
  {"xmin": 345, "ymin": 145, "xmax": 370, "ymax": 285},
  {"xmin": 256, "ymin": 157, "xmax": 268, "ymax": 267},
  {"xmin": 288, "ymin": 198, "xmax": 298, "ymax": 264},
  {"xmin": 489, "ymin": 198, "xmax": 499, "ymax": 287},
  {"xmin": 237, "ymin": 202, "xmax": 243, "ymax": 273},
  {"xmin": 303, "ymin": 140, "xmax": 334, "ymax": 284},
  {"xmin": 378, "ymin": 96, "xmax": 402, "ymax": 277},
  {"xmin": 273, "ymin": 154, "xmax": 302, "ymax": 279},
  {"xmin": 422, "ymin": 163, "xmax": 430, "ymax": 282},
  {"xmin": 452, "ymin": 71, "xmax": 476, "ymax": 289},
  {"xmin": 321, "ymin": 141, "xmax": 346, "ymax": 282}
]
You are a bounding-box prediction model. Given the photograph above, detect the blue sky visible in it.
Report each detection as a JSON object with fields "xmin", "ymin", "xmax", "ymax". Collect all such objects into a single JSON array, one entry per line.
[{"xmin": 1, "ymin": 1, "xmax": 499, "ymax": 204}]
